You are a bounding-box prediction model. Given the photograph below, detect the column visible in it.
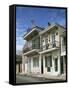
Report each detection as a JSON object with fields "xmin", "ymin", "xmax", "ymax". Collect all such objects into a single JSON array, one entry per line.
[{"xmin": 39, "ymin": 54, "xmax": 41, "ymax": 74}]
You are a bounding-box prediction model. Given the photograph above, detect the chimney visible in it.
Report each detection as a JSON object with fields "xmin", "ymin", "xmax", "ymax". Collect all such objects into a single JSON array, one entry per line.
[{"xmin": 48, "ymin": 22, "xmax": 51, "ymax": 26}]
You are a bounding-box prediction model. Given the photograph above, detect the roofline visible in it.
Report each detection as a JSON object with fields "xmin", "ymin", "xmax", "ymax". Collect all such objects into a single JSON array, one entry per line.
[
  {"xmin": 39, "ymin": 23, "xmax": 65, "ymax": 35},
  {"xmin": 23, "ymin": 26, "xmax": 43, "ymax": 40}
]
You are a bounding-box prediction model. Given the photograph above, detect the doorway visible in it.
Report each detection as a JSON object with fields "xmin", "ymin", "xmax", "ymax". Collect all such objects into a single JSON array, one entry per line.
[
  {"xmin": 41, "ymin": 56, "xmax": 43, "ymax": 74},
  {"xmin": 60, "ymin": 56, "xmax": 64, "ymax": 74},
  {"xmin": 28, "ymin": 59, "xmax": 31, "ymax": 73}
]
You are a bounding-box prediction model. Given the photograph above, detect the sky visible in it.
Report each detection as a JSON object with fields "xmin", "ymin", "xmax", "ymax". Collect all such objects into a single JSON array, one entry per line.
[{"xmin": 16, "ymin": 6, "xmax": 66, "ymax": 52}]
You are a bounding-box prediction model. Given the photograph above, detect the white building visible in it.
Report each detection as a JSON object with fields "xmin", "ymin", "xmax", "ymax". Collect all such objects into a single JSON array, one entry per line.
[{"xmin": 22, "ymin": 23, "xmax": 66, "ymax": 77}]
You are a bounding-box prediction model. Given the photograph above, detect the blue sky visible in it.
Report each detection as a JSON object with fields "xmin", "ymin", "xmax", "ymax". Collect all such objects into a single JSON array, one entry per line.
[{"xmin": 16, "ymin": 6, "xmax": 66, "ymax": 51}]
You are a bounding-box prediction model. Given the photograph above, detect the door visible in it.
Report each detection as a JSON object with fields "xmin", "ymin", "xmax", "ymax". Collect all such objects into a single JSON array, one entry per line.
[
  {"xmin": 19, "ymin": 64, "xmax": 20, "ymax": 73},
  {"xmin": 60, "ymin": 56, "xmax": 64, "ymax": 74},
  {"xmin": 54, "ymin": 58, "xmax": 58, "ymax": 72},
  {"xmin": 28, "ymin": 58, "xmax": 31, "ymax": 73},
  {"xmin": 41, "ymin": 56, "xmax": 43, "ymax": 74}
]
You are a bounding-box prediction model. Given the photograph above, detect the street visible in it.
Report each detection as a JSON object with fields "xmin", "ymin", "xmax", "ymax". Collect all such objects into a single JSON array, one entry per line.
[{"xmin": 16, "ymin": 74, "xmax": 63, "ymax": 84}]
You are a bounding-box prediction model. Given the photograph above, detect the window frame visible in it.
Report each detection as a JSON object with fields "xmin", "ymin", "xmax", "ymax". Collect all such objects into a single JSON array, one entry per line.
[
  {"xmin": 33, "ymin": 56, "xmax": 39, "ymax": 67},
  {"xmin": 54, "ymin": 58, "xmax": 58, "ymax": 71},
  {"xmin": 45, "ymin": 55, "xmax": 52, "ymax": 72}
]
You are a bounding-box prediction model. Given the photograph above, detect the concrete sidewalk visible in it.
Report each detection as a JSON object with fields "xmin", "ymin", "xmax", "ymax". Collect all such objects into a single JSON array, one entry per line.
[{"xmin": 19, "ymin": 73, "xmax": 66, "ymax": 80}]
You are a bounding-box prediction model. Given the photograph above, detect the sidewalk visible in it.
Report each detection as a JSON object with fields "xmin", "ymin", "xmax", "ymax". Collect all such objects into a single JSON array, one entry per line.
[{"xmin": 19, "ymin": 73, "xmax": 66, "ymax": 80}]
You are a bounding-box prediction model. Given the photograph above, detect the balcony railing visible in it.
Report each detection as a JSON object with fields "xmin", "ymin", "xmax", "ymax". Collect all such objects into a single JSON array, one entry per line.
[
  {"xmin": 23, "ymin": 44, "xmax": 40, "ymax": 53},
  {"xmin": 40, "ymin": 41, "xmax": 60, "ymax": 51},
  {"xmin": 23, "ymin": 41, "xmax": 60, "ymax": 53}
]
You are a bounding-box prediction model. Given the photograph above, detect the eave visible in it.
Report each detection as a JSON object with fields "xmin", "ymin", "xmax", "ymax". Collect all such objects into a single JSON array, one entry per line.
[{"xmin": 24, "ymin": 28, "xmax": 39, "ymax": 40}]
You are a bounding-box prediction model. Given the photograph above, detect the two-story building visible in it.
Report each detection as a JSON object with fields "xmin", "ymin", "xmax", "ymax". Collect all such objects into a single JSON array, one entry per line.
[{"xmin": 22, "ymin": 23, "xmax": 66, "ymax": 77}]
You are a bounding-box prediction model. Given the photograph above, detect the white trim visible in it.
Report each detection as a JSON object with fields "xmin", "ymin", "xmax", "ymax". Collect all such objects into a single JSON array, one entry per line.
[
  {"xmin": 39, "ymin": 47, "xmax": 59, "ymax": 54},
  {"xmin": 24, "ymin": 28, "xmax": 39, "ymax": 39},
  {"xmin": 23, "ymin": 49, "xmax": 39, "ymax": 56}
]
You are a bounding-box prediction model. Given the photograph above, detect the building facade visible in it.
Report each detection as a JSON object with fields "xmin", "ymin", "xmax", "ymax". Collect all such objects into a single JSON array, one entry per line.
[{"xmin": 22, "ymin": 23, "xmax": 66, "ymax": 76}]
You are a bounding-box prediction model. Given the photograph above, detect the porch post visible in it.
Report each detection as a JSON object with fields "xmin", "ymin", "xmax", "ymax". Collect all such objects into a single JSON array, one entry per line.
[
  {"xmin": 22, "ymin": 54, "xmax": 25, "ymax": 74},
  {"xmin": 58, "ymin": 55, "xmax": 61, "ymax": 75},
  {"xmin": 39, "ymin": 53, "xmax": 41, "ymax": 74}
]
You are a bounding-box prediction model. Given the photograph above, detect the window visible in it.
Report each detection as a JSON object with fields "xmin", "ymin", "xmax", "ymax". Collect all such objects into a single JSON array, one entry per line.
[
  {"xmin": 45, "ymin": 56, "xmax": 52, "ymax": 67},
  {"xmin": 52, "ymin": 33, "xmax": 56, "ymax": 48},
  {"xmin": 32, "ymin": 37, "xmax": 40, "ymax": 49},
  {"xmin": 33, "ymin": 56, "xmax": 39, "ymax": 67},
  {"xmin": 52, "ymin": 33, "xmax": 55, "ymax": 42},
  {"xmin": 54, "ymin": 58, "xmax": 58, "ymax": 71},
  {"xmin": 45, "ymin": 56, "xmax": 52, "ymax": 72},
  {"xmin": 32, "ymin": 40, "xmax": 35, "ymax": 49}
]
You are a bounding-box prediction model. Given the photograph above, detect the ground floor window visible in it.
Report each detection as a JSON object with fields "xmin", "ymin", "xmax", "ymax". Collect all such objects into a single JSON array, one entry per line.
[
  {"xmin": 45, "ymin": 56, "xmax": 52, "ymax": 72},
  {"xmin": 33, "ymin": 56, "xmax": 39, "ymax": 67}
]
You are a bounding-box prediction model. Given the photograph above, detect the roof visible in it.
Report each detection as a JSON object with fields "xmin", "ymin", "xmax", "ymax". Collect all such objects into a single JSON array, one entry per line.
[
  {"xmin": 24, "ymin": 26, "xmax": 44, "ymax": 36},
  {"xmin": 39, "ymin": 23, "xmax": 65, "ymax": 35}
]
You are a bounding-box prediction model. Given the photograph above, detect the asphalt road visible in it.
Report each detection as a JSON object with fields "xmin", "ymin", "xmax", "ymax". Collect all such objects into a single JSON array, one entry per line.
[{"xmin": 16, "ymin": 74, "xmax": 61, "ymax": 84}]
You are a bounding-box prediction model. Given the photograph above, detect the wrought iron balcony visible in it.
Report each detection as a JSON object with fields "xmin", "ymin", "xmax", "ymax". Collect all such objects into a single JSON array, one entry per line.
[
  {"xmin": 23, "ymin": 44, "xmax": 40, "ymax": 53},
  {"xmin": 41, "ymin": 41, "xmax": 60, "ymax": 51},
  {"xmin": 23, "ymin": 41, "xmax": 60, "ymax": 53}
]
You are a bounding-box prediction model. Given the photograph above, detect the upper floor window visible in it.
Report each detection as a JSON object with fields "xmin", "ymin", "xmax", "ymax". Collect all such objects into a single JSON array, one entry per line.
[
  {"xmin": 52, "ymin": 32, "xmax": 55, "ymax": 43},
  {"xmin": 45, "ymin": 36, "xmax": 48, "ymax": 44},
  {"xmin": 32, "ymin": 37, "xmax": 40, "ymax": 49}
]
